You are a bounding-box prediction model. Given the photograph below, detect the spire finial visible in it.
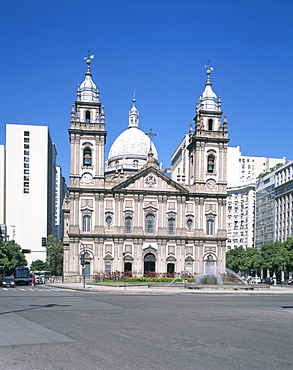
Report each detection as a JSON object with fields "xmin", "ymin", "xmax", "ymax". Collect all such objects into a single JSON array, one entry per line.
[
  {"xmin": 132, "ymin": 90, "xmax": 137, "ymax": 106},
  {"xmin": 204, "ymin": 60, "xmax": 214, "ymax": 83},
  {"xmin": 84, "ymin": 50, "xmax": 94, "ymax": 74}
]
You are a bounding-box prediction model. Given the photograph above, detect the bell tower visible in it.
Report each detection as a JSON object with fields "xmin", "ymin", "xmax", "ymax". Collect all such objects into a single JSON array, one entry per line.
[
  {"xmin": 188, "ymin": 65, "xmax": 229, "ymax": 192},
  {"xmin": 69, "ymin": 55, "xmax": 106, "ymax": 189},
  {"xmin": 187, "ymin": 65, "xmax": 229, "ymax": 271}
]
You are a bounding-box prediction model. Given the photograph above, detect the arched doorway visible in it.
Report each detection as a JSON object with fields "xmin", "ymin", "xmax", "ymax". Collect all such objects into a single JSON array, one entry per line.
[{"xmin": 144, "ymin": 253, "xmax": 156, "ymax": 275}]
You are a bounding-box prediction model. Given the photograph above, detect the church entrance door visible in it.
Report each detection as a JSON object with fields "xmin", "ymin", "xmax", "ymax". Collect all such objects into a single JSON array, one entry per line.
[
  {"xmin": 144, "ymin": 253, "xmax": 156, "ymax": 275},
  {"xmin": 167, "ymin": 263, "xmax": 175, "ymax": 275},
  {"xmin": 124, "ymin": 262, "xmax": 132, "ymax": 273}
]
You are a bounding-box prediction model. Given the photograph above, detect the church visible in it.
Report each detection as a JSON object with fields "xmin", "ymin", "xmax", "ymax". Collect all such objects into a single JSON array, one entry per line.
[{"xmin": 63, "ymin": 57, "xmax": 229, "ymax": 278}]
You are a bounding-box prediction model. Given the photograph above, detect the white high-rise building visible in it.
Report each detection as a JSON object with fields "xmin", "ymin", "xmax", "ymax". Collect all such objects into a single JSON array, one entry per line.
[
  {"xmin": 5, "ymin": 124, "xmax": 57, "ymax": 265},
  {"xmin": 226, "ymin": 180, "xmax": 255, "ymax": 250},
  {"xmin": 0, "ymin": 145, "xmax": 5, "ymax": 225},
  {"xmin": 171, "ymin": 134, "xmax": 190, "ymax": 184},
  {"xmin": 55, "ymin": 166, "xmax": 68, "ymax": 241},
  {"xmin": 0, "ymin": 145, "xmax": 5, "ymax": 241},
  {"xmin": 227, "ymin": 146, "xmax": 286, "ymax": 183}
]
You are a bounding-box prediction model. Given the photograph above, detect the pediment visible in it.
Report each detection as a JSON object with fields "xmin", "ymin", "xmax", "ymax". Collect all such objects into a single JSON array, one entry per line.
[
  {"xmin": 185, "ymin": 254, "xmax": 195, "ymax": 262},
  {"xmin": 143, "ymin": 244, "xmax": 158, "ymax": 253},
  {"xmin": 112, "ymin": 167, "xmax": 189, "ymax": 194},
  {"xmin": 104, "ymin": 253, "xmax": 113, "ymax": 260},
  {"xmin": 143, "ymin": 204, "xmax": 158, "ymax": 212},
  {"xmin": 166, "ymin": 254, "xmax": 177, "ymax": 262},
  {"xmin": 123, "ymin": 253, "xmax": 134, "ymax": 261}
]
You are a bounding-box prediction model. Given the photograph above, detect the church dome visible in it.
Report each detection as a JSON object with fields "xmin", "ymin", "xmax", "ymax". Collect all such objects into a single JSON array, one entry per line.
[{"xmin": 106, "ymin": 98, "xmax": 158, "ymax": 172}]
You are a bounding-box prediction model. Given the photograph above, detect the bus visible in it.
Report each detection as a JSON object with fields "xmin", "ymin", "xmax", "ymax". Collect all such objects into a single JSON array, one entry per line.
[
  {"xmin": 15, "ymin": 266, "xmax": 30, "ymax": 285},
  {"xmin": 33, "ymin": 271, "xmax": 52, "ymax": 284}
]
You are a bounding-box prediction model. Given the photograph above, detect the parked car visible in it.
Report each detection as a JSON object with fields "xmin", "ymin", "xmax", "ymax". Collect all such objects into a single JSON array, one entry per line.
[
  {"xmin": 264, "ymin": 277, "xmax": 275, "ymax": 285},
  {"xmin": 2, "ymin": 276, "xmax": 15, "ymax": 288},
  {"xmin": 251, "ymin": 277, "xmax": 261, "ymax": 284}
]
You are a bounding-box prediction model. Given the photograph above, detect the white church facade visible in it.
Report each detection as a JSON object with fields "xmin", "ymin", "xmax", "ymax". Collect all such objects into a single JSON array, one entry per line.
[{"xmin": 63, "ymin": 58, "xmax": 229, "ymax": 278}]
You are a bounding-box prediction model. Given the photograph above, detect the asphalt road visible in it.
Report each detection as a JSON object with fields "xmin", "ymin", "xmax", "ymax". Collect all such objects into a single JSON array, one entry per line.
[{"xmin": 0, "ymin": 286, "xmax": 293, "ymax": 370}]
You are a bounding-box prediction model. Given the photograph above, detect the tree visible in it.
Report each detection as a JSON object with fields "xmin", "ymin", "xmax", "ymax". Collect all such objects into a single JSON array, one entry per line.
[
  {"xmin": 226, "ymin": 247, "xmax": 246, "ymax": 273},
  {"xmin": 241, "ymin": 247, "xmax": 262, "ymax": 275},
  {"xmin": 261, "ymin": 241, "xmax": 285, "ymax": 274},
  {"xmin": 0, "ymin": 240, "xmax": 27, "ymax": 275},
  {"xmin": 45, "ymin": 235, "xmax": 63, "ymax": 275},
  {"xmin": 30, "ymin": 259, "xmax": 50, "ymax": 271},
  {"xmin": 226, "ymin": 247, "xmax": 262, "ymax": 276}
]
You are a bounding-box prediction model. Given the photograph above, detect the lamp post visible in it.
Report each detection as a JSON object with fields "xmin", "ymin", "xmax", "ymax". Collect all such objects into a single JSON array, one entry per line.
[
  {"xmin": 123, "ymin": 252, "xmax": 126, "ymax": 290},
  {"xmin": 80, "ymin": 242, "xmax": 86, "ymax": 289}
]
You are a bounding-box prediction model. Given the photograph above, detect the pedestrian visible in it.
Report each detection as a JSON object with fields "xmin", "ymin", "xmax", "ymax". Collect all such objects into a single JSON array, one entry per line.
[{"xmin": 30, "ymin": 275, "xmax": 36, "ymax": 290}]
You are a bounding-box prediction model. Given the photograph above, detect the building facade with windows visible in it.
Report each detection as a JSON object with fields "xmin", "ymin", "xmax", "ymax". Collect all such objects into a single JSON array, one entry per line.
[
  {"xmin": 254, "ymin": 172, "xmax": 276, "ymax": 249},
  {"xmin": 227, "ymin": 146, "xmax": 285, "ymax": 183},
  {"xmin": 274, "ymin": 161, "xmax": 293, "ymax": 243},
  {"xmin": 0, "ymin": 145, "xmax": 5, "ymax": 225},
  {"xmin": 5, "ymin": 124, "xmax": 59, "ymax": 265},
  {"xmin": 63, "ymin": 61, "xmax": 229, "ymax": 278},
  {"xmin": 226, "ymin": 180, "xmax": 255, "ymax": 250},
  {"xmin": 55, "ymin": 166, "xmax": 68, "ymax": 241}
]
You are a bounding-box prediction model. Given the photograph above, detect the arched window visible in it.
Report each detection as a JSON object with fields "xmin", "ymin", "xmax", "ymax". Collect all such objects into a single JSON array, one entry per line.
[
  {"xmin": 125, "ymin": 216, "xmax": 132, "ymax": 233},
  {"xmin": 146, "ymin": 214, "xmax": 155, "ymax": 234},
  {"xmin": 83, "ymin": 215, "xmax": 91, "ymax": 232},
  {"xmin": 207, "ymin": 154, "xmax": 215, "ymax": 173},
  {"xmin": 85, "ymin": 110, "xmax": 91, "ymax": 122},
  {"xmin": 133, "ymin": 159, "xmax": 138, "ymax": 168},
  {"xmin": 207, "ymin": 219, "xmax": 214, "ymax": 236},
  {"xmin": 83, "ymin": 147, "xmax": 92, "ymax": 167},
  {"xmin": 208, "ymin": 119, "xmax": 213, "ymax": 131},
  {"xmin": 168, "ymin": 218, "xmax": 175, "ymax": 235}
]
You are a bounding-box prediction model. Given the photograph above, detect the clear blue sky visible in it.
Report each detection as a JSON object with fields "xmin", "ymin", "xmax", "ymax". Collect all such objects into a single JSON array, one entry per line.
[{"xmin": 1, "ymin": 0, "xmax": 292, "ymax": 181}]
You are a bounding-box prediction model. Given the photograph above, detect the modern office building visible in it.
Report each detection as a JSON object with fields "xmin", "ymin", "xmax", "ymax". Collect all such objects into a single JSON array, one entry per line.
[
  {"xmin": 274, "ymin": 161, "xmax": 293, "ymax": 243},
  {"xmin": 55, "ymin": 166, "xmax": 68, "ymax": 241},
  {"xmin": 5, "ymin": 124, "xmax": 58, "ymax": 265},
  {"xmin": 254, "ymin": 172, "xmax": 277, "ymax": 249}
]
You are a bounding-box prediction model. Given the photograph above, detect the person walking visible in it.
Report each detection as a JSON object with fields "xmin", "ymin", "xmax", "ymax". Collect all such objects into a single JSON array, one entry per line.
[{"xmin": 30, "ymin": 275, "xmax": 37, "ymax": 290}]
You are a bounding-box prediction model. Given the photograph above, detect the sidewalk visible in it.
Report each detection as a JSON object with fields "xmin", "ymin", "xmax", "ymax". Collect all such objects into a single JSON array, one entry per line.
[{"xmin": 48, "ymin": 282, "xmax": 293, "ymax": 295}]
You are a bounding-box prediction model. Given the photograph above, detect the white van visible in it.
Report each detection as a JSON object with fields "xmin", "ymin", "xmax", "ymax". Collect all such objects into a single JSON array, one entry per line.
[{"xmin": 251, "ymin": 277, "xmax": 261, "ymax": 284}]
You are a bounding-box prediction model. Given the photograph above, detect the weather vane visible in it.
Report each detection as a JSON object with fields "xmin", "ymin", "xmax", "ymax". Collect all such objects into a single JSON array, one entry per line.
[
  {"xmin": 132, "ymin": 90, "xmax": 137, "ymax": 104},
  {"xmin": 204, "ymin": 60, "xmax": 214, "ymax": 75},
  {"xmin": 84, "ymin": 50, "xmax": 94, "ymax": 66}
]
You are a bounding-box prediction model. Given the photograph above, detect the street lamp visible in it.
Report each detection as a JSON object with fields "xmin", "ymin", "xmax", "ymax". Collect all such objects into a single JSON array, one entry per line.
[
  {"xmin": 123, "ymin": 252, "xmax": 126, "ymax": 290},
  {"xmin": 80, "ymin": 242, "xmax": 86, "ymax": 289}
]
